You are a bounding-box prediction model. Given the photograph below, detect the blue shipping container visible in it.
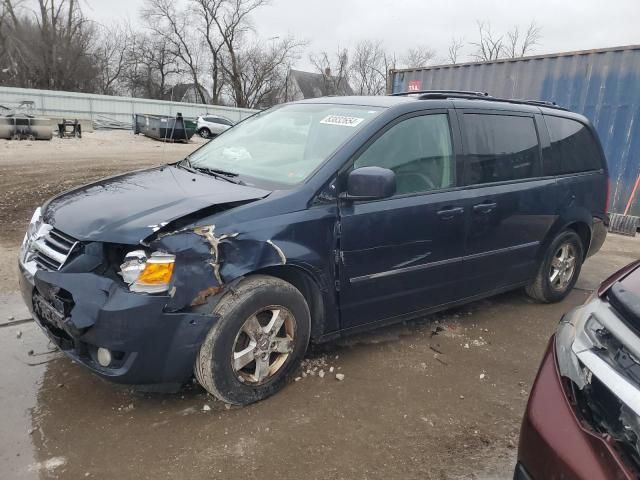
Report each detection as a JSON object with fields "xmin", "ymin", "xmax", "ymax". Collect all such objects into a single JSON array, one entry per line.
[{"xmin": 390, "ymin": 45, "xmax": 640, "ymax": 216}]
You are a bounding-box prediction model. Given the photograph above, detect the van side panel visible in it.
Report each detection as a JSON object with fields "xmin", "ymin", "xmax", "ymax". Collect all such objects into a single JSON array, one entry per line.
[{"xmin": 541, "ymin": 114, "xmax": 609, "ymax": 258}]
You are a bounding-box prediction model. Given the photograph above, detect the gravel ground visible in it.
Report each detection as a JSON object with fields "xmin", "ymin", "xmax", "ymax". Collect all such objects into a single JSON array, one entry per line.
[{"xmin": 1, "ymin": 131, "xmax": 639, "ymax": 479}]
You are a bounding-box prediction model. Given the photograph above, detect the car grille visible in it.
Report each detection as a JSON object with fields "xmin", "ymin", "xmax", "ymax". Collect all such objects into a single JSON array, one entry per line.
[{"xmin": 31, "ymin": 227, "xmax": 78, "ymax": 271}]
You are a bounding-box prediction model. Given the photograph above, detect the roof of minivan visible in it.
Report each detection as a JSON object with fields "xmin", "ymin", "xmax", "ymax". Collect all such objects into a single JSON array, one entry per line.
[
  {"xmin": 293, "ymin": 95, "xmax": 589, "ymax": 123},
  {"xmin": 294, "ymin": 94, "xmax": 582, "ymax": 119},
  {"xmin": 296, "ymin": 95, "xmax": 414, "ymax": 108}
]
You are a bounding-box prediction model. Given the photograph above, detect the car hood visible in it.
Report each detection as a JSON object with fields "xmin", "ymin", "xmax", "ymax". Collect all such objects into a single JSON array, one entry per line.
[{"xmin": 44, "ymin": 165, "xmax": 270, "ymax": 244}]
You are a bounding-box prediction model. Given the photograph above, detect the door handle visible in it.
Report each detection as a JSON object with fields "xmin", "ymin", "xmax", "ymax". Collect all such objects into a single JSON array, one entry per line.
[
  {"xmin": 437, "ymin": 207, "xmax": 464, "ymax": 220},
  {"xmin": 473, "ymin": 202, "xmax": 497, "ymax": 214}
]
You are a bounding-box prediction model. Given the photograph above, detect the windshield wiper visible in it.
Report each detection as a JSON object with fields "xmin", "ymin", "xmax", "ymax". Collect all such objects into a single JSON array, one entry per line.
[
  {"xmin": 193, "ymin": 166, "xmax": 245, "ymax": 185},
  {"xmin": 176, "ymin": 157, "xmax": 244, "ymax": 185}
]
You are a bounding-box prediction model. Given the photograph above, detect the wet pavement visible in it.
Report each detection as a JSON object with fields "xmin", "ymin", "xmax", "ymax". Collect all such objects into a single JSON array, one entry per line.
[{"xmin": 1, "ymin": 233, "xmax": 639, "ymax": 480}]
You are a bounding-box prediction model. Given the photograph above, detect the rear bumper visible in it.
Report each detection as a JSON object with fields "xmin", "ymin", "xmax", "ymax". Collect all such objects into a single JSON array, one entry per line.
[
  {"xmin": 587, "ymin": 215, "xmax": 608, "ymax": 258},
  {"xmin": 19, "ymin": 262, "xmax": 217, "ymax": 388},
  {"xmin": 517, "ymin": 337, "xmax": 635, "ymax": 480}
]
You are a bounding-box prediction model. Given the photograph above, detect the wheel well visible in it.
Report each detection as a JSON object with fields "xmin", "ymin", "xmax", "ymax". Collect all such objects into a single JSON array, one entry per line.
[
  {"xmin": 254, "ymin": 266, "xmax": 325, "ymax": 340},
  {"xmin": 565, "ymin": 222, "xmax": 591, "ymax": 259}
]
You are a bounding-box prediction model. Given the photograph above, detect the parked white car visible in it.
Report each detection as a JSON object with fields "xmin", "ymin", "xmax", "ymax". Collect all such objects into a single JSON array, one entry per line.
[{"xmin": 196, "ymin": 115, "xmax": 234, "ymax": 138}]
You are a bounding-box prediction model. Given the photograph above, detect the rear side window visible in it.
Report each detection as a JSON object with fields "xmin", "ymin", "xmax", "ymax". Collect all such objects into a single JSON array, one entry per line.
[
  {"xmin": 462, "ymin": 114, "xmax": 540, "ymax": 185},
  {"xmin": 544, "ymin": 116, "xmax": 603, "ymax": 175},
  {"xmin": 205, "ymin": 117, "xmax": 233, "ymax": 126}
]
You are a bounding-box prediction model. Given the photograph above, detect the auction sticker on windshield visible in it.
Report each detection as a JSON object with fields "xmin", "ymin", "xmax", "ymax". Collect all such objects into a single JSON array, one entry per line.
[{"xmin": 320, "ymin": 115, "xmax": 365, "ymax": 127}]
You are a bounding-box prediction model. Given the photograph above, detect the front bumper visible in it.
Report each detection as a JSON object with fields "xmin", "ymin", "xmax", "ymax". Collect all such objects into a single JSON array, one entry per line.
[
  {"xmin": 517, "ymin": 337, "xmax": 635, "ymax": 480},
  {"xmin": 19, "ymin": 262, "xmax": 217, "ymax": 388}
]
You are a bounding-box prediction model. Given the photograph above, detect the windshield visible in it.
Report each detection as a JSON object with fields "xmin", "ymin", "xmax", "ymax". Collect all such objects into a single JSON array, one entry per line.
[{"xmin": 187, "ymin": 103, "xmax": 383, "ymax": 187}]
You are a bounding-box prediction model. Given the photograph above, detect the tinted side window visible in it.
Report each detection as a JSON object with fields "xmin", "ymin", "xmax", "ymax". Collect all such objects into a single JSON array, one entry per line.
[
  {"xmin": 462, "ymin": 114, "xmax": 540, "ymax": 185},
  {"xmin": 544, "ymin": 116, "xmax": 602, "ymax": 175},
  {"xmin": 212, "ymin": 117, "xmax": 233, "ymax": 126},
  {"xmin": 354, "ymin": 114, "xmax": 455, "ymax": 195}
]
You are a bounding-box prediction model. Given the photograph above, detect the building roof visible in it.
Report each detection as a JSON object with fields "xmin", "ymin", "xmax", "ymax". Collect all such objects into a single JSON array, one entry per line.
[
  {"xmin": 164, "ymin": 83, "xmax": 211, "ymax": 104},
  {"xmin": 289, "ymin": 69, "xmax": 354, "ymax": 99}
]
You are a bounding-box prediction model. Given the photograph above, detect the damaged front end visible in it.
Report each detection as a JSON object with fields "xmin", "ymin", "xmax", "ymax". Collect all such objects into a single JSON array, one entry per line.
[
  {"xmin": 556, "ymin": 283, "xmax": 640, "ymax": 473},
  {"xmin": 17, "ymin": 191, "xmax": 303, "ymax": 390}
]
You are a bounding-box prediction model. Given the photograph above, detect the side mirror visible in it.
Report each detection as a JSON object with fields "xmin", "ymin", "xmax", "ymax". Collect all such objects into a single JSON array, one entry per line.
[{"xmin": 344, "ymin": 166, "xmax": 396, "ymax": 201}]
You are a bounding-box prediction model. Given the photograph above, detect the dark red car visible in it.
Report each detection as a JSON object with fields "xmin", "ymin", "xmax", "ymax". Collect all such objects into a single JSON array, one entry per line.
[{"xmin": 517, "ymin": 260, "xmax": 640, "ymax": 479}]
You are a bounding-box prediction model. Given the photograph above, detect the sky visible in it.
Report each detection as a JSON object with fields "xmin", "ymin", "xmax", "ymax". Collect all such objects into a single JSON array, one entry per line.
[{"xmin": 85, "ymin": 0, "xmax": 640, "ymax": 67}]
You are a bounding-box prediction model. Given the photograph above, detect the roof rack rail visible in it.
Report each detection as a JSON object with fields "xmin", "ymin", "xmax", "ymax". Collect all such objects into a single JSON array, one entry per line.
[
  {"xmin": 390, "ymin": 89, "xmax": 568, "ymax": 111},
  {"xmin": 391, "ymin": 89, "xmax": 489, "ymax": 98}
]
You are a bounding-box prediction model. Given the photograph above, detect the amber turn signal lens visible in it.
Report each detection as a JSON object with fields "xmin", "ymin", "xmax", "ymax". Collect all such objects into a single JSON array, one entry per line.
[{"xmin": 137, "ymin": 262, "xmax": 175, "ymax": 285}]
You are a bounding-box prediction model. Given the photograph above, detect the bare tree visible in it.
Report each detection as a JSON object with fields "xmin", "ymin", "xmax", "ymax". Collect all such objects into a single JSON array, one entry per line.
[
  {"xmin": 401, "ymin": 46, "xmax": 435, "ymax": 69},
  {"xmin": 93, "ymin": 23, "xmax": 131, "ymax": 95},
  {"xmin": 349, "ymin": 40, "xmax": 391, "ymax": 96},
  {"xmin": 447, "ymin": 37, "xmax": 464, "ymax": 64},
  {"xmin": 143, "ymin": 0, "xmax": 207, "ymax": 103},
  {"xmin": 122, "ymin": 32, "xmax": 182, "ymax": 99},
  {"xmin": 211, "ymin": 0, "xmax": 270, "ymax": 107},
  {"xmin": 470, "ymin": 21, "xmax": 542, "ymax": 62},
  {"xmin": 505, "ymin": 21, "xmax": 541, "ymax": 58},
  {"xmin": 0, "ymin": 0, "xmax": 99, "ymax": 91},
  {"xmin": 309, "ymin": 48, "xmax": 351, "ymax": 95},
  {"xmin": 235, "ymin": 36, "xmax": 301, "ymax": 108},
  {"xmin": 470, "ymin": 21, "xmax": 504, "ymax": 61},
  {"xmin": 191, "ymin": 0, "xmax": 226, "ymax": 104}
]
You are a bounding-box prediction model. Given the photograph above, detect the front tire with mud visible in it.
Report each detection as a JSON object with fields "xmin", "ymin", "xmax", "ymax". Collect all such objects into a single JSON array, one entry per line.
[
  {"xmin": 526, "ymin": 230, "xmax": 584, "ymax": 303},
  {"xmin": 195, "ymin": 275, "xmax": 310, "ymax": 405}
]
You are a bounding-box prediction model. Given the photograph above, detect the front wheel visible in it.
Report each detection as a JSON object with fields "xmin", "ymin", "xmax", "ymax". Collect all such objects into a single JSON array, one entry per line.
[
  {"xmin": 195, "ymin": 275, "xmax": 310, "ymax": 405},
  {"xmin": 526, "ymin": 230, "xmax": 584, "ymax": 303}
]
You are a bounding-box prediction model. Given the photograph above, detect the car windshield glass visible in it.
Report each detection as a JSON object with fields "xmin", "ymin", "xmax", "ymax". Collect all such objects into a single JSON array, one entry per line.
[{"xmin": 188, "ymin": 104, "xmax": 383, "ymax": 187}]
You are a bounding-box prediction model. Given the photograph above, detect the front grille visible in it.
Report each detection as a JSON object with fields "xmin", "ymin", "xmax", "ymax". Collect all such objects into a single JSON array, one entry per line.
[{"xmin": 31, "ymin": 227, "xmax": 78, "ymax": 271}]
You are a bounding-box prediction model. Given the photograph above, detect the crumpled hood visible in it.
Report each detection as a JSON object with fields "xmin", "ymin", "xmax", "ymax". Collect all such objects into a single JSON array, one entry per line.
[{"xmin": 44, "ymin": 165, "xmax": 270, "ymax": 244}]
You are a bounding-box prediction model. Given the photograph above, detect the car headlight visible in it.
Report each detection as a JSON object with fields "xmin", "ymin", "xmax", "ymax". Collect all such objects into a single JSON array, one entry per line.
[
  {"xmin": 119, "ymin": 250, "xmax": 175, "ymax": 294},
  {"xmin": 21, "ymin": 207, "xmax": 43, "ymax": 260},
  {"xmin": 555, "ymin": 304, "xmax": 605, "ymax": 389}
]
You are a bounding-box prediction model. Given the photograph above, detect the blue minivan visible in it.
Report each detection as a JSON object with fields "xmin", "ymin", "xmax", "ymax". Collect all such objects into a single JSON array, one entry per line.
[{"xmin": 19, "ymin": 91, "xmax": 608, "ymax": 404}]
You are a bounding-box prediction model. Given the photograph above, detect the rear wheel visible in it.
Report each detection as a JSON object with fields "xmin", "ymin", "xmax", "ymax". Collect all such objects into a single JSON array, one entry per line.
[
  {"xmin": 198, "ymin": 127, "xmax": 211, "ymax": 139},
  {"xmin": 195, "ymin": 275, "xmax": 310, "ymax": 405},
  {"xmin": 526, "ymin": 230, "xmax": 584, "ymax": 303}
]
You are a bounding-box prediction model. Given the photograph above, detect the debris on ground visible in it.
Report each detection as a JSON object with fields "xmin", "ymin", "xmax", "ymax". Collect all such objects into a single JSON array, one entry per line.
[
  {"xmin": 16, "ymin": 330, "xmax": 22, "ymax": 338},
  {"xmin": 430, "ymin": 325, "xmax": 444, "ymax": 337},
  {"xmin": 434, "ymin": 356, "xmax": 449, "ymax": 366},
  {"xmin": 202, "ymin": 405, "xmax": 211, "ymax": 412},
  {"xmin": 299, "ymin": 356, "xmax": 340, "ymax": 381},
  {"xmin": 335, "ymin": 373, "xmax": 345, "ymax": 381}
]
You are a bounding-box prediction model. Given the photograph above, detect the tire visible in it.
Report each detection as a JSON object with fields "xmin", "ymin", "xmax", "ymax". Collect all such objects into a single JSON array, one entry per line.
[
  {"xmin": 195, "ymin": 275, "xmax": 311, "ymax": 405},
  {"xmin": 526, "ymin": 230, "xmax": 584, "ymax": 303},
  {"xmin": 198, "ymin": 127, "xmax": 211, "ymax": 139}
]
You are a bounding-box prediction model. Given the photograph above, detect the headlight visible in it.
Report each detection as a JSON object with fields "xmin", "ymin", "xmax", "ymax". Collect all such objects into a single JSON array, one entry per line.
[
  {"xmin": 21, "ymin": 207, "xmax": 43, "ymax": 260},
  {"xmin": 555, "ymin": 305, "xmax": 604, "ymax": 389},
  {"xmin": 119, "ymin": 250, "xmax": 175, "ymax": 294}
]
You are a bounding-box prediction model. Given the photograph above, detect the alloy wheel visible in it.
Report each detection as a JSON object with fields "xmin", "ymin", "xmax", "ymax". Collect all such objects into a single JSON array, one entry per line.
[
  {"xmin": 231, "ymin": 306, "xmax": 295, "ymax": 385},
  {"xmin": 549, "ymin": 242, "xmax": 577, "ymax": 291}
]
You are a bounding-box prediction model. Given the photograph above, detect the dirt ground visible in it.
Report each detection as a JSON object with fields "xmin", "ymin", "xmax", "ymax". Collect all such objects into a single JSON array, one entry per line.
[{"xmin": 1, "ymin": 131, "xmax": 639, "ymax": 480}]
